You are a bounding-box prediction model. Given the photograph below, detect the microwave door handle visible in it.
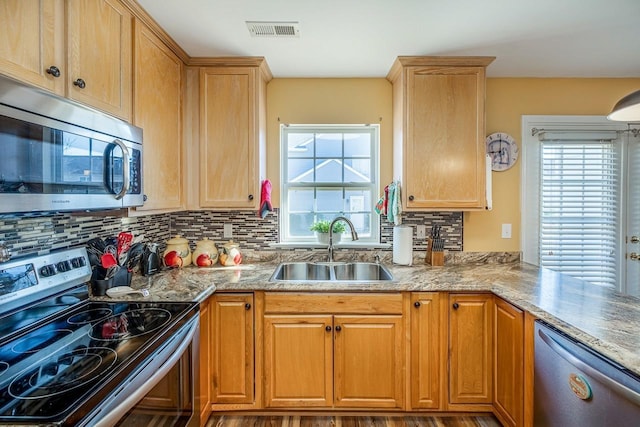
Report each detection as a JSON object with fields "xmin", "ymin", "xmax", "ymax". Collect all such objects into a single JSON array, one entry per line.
[{"xmin": 111, "ymin": 139, "xmax": 130, "ymax": 200}]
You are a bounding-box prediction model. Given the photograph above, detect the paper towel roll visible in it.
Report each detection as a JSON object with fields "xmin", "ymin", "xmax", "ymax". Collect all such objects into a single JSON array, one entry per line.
[{"xmin": 393, "ymin": 225, "xmax": 413, "ymax": 265}]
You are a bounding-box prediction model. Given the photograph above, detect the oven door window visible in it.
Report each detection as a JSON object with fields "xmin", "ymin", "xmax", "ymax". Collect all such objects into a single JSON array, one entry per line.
[
  {"xmin": 0, "ymin": 115, "xmax": 134, "ymax": 196},
  {"xmin": 116, "ymin": 350, "xmax": 194, "ymax": 426}
]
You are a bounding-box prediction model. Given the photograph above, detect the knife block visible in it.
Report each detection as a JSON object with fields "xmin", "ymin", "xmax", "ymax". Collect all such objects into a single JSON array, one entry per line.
[{"xmin": 426, "ymin": 238, "xmax": 444, "ymax": 267}]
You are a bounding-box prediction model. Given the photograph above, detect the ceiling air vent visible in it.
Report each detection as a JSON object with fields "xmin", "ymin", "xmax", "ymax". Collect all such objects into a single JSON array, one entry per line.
[{"xmin": 246, "ymin": 21, "xmax": 300, "ymax": 38}]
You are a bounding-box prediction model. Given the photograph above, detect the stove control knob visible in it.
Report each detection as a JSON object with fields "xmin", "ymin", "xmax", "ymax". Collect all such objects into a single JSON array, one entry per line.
[
  {"xmin": 39, "ymin": 264, "xmax": 57, "ymax": 277},
  {"xmin": 71, "ymin": 257, "xmax": 86, "ymax": 268},
  {"xmin": 58, "ymin": 352, "xmax": 75, "ymax": 366},
  {"xmin": 42, "ymin": 362, "xmax": 58, "ymax": 377},
  {"xmin": 56, "ymin": 261, "xmax": 71, "ymax": 272}
]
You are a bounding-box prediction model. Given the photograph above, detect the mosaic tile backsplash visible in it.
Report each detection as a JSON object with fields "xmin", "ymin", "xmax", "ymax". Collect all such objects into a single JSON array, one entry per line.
[
  {"xmin": 0, "ymin": 209, "xmax": 463, "ymax": 260},
  {"xmin": 0, "ymin": 212, "xmax": 171, "ymax": 258}
]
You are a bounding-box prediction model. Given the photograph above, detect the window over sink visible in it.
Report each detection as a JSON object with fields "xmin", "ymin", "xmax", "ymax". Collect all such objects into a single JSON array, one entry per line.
[{"xmin": 279, "ymin": 124, "xmax": 380, "ymax": 244}]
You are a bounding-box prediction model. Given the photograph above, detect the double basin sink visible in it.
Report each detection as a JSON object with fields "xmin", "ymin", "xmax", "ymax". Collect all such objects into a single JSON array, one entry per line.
[{"xmin": 270, "ymin": 262, "xmax": 393, "ymax": 283}]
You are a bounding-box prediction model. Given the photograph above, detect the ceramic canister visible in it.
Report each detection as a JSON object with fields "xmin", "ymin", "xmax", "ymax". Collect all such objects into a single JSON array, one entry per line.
[
  {"xmin": 219, "ymin": 240, "xmax": 242, "ymax": 266},
  {"xmin": 163, "ymin": 235, "xmax": 192, "ymax": 267},
  {"xmin": 193, "ymin": 238, "xmax": 219, "ymax": 267}
]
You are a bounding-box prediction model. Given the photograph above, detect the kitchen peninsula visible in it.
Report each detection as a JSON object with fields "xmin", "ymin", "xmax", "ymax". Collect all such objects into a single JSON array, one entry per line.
[{"xmin": 117, "ymin": 258, "xmax": 640, "ymax": 426}]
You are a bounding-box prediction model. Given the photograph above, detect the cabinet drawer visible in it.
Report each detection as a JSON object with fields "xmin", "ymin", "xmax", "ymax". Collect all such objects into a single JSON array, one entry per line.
[{"xmin": 264, "ymin": 293, "xmax": 403, "ymax": 314}]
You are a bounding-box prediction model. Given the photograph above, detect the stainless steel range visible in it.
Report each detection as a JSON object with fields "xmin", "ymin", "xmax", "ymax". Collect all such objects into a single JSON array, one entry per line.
[{"xmin": 0, "ymin": 247, "xmax": 199, "ymax": 426}]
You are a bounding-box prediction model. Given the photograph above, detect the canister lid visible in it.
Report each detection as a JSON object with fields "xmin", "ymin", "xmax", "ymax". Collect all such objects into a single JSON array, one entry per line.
[{"xmin": 167, "ymin": 235, "xmax": 188, "ymax": 245}]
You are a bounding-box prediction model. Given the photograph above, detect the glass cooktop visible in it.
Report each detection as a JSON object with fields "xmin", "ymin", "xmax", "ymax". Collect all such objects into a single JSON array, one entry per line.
[{"xmin": 0, "ymin": 299, "xmax": 197, "ymax": 422}]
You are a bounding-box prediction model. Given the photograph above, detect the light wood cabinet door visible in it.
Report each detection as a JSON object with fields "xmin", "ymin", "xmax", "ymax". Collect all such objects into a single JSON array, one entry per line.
[
  {"xmin": 388, "ymin": 57, "xmax": 493, "ymax": 210},
  {"xmin": 410, "ymin": 293, "xmax": 443, "ymax": 409},
  {"xmin": 0, "ymin": 0, "xmax": 64, "ymax": 94},
  {"xmin": 199, "ymin": 66, "xmax": 266, "ymax": 209},
  {"xmin": 494, "ymin": 297, "xmax": 524, "ymax": 427},
  {"xmin": 67, "ymin": 0, "xmax": 132, "ymax": 120},
  {"xmin": 211, "ymin": 294, "xmax": 254, "ymax": 404},
  {"xmin": 333, "ymin": 315, "xmax": 404, "ymax": 409},
  {"xmin": 199, "ymin": 298, "xmax": 212, "ymax": 425},
  {"xmin": 449, "ymin": 293, "xmax": 493, "ymax": 404},
  {"xmin": 263, "ymin": 314, "xmax": 333, "ymax": 408},
  {"xmin": 132, "ymin": 20, "xmax": 183, "ymax": 212}
]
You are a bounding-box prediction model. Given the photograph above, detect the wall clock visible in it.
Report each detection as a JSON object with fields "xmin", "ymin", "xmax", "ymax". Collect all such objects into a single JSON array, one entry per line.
[{"xmin": 486, "ymin": 132, "xmax": 518, "ymax": 171}]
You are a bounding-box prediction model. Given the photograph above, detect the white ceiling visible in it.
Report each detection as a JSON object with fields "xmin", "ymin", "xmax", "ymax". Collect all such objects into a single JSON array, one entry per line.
[{"xmin": 136, "ymin": 0, "xmax": 640, "ymax": 78}]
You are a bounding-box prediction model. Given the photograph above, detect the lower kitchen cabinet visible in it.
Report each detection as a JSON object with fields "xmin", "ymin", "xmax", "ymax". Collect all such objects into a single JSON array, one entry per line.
[
  {"xmin": 198, "ymin": 297, "xmax": 211, "ymax": 425},
  {"xmin": 449, "ymin": 293, "xmax": 493, "ymax": 406},
  {"xmin": 493, "ymin": 297, "xmax": 524, "ymax": 427},
  {"xmin": 263, "ymin": 314, "xmax": 333, "ymax": 407},
  {"xmin": 410, "ymin": 292, "xmax": 445, "ymax": 410},
  {"xmin": 205, "ymin": 290, "xmax": 531, "ymax": 423},
  {"xmin": 211, "ymin": 293, "xmax": 255, "ymax": 405},
  {"xmin": 262, "ymin": 293, "xmax": 405, "ymax": 410},
  {"xmin": 333, "ymin": 315, "xmax": 404, "ymax": 408}
]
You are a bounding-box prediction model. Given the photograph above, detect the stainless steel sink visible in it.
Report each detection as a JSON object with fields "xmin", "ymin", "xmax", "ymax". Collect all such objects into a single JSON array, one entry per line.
[
  {"xmin": 270, "ymin": 262, "xmax": 393, "ymax": 283},
  {"xmin": 270, "ymin": 262, "xmax": 331, "ymax": 281},
  {"xmin": 333, "ymin": 262, "xmax": 393, "ymax": 281}
]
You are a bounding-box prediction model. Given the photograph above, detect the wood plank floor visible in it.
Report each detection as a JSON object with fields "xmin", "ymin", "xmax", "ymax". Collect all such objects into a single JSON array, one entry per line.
[{"xmin": 207, "ymin": 415, "xmax": 502, "ymax": 427}]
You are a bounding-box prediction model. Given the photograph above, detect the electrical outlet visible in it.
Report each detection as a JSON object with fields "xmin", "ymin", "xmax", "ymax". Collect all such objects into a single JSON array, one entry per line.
[
  {"xmin": 501, "ymin": 223, "xmax": 512, "ymax": 239},
  {"xmin": 223, "ymin": 223, "xmax": 233, "ymax": 238},
  {"xmin": 417, "ymin": 225, "xmax": 426, "ymax": 239}
]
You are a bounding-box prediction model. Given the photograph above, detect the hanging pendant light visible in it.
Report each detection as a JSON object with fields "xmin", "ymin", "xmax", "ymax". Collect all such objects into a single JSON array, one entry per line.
[{"xmin": 607, "ymin": 89, "xmax": 640, "ymax": 121}]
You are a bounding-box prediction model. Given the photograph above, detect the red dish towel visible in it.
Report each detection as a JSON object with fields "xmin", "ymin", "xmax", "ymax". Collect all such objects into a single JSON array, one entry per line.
[{"xmin": 258, "ymin": 179, "xmax": 273, "ymax": 218}]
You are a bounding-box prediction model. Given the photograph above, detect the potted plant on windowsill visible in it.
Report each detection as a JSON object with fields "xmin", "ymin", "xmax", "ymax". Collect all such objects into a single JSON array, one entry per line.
[{"xmin": 310, "ymin": 220, "xmax": 346, "ymax": 245}]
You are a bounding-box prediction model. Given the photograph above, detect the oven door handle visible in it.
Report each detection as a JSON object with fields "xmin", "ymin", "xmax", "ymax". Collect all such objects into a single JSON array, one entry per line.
[{"xmin": 89, "ymin": 317, "xmax": 199, "ymax": 427}]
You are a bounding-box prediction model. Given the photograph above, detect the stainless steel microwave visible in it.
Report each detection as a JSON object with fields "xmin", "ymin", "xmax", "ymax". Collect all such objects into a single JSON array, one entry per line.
[{"xmin": 0, "ymin": 75, "xmax": 143, "ymax": 214}]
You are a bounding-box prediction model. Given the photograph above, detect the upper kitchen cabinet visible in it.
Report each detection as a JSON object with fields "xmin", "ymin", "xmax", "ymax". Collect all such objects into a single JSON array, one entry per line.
[
  {"xmin": 387, "ymin": 56, "xmax": 494, "ymax": 210},
  {"xmin": 132, "ymin": 20, "xmax": 184, "ymax": 213},
  {"xmin": 0, "ymin": 0, "xmax": 65, "ymax": 95},
  {"xmin": 198, "ymin": 59, "xmax": 271, "ymax": 209},
  {"xmin": 67, "ymin": 0, "xmax": 132, "ymax": 121}
]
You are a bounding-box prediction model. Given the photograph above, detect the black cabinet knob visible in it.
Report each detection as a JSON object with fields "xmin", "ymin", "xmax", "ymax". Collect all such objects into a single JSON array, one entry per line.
[
  {"xmin": 452, "ymin": 302, "xmax": 460, "ymax": 310},
  {"xmin": 414, "ymin": 301, "xmax": 421, "ymax": 308},
  {"xmin": 143, "ymin": 194, "xmax": 148, "ymax": 202},
  {"xmin": 248, "ymin": 194, "xmax": 254, "ymax": 200},
  {"xmin": 46, "ymin": 66, "xmax": 61, "ymax": 77},
  {"xmin": 325, "ymin": 325, "xmax": 332, "ymax": 332},
  {"xmin": 335, "ymin": 325, "xmax": 342, "ymax": 332},
  {"xmin": 73, "ymin": 78, "xmax": 86, "ymax": 89},
  {"xmin": 409, "ymin": 195, "xmax": 415, "ymax": 201},
  {"xmin": 245, "ymin": 303, "xmax": 251, "ymax": 310}
]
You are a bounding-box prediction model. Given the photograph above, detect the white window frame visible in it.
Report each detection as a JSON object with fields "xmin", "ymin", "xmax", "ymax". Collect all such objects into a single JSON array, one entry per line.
[
  {"xmin": 521, "ymin": 115, "xmax": 628, "ymax": 289},
  {"xmin": 279, "ymin": 124, "xmax": 380, "ymax": 245}
]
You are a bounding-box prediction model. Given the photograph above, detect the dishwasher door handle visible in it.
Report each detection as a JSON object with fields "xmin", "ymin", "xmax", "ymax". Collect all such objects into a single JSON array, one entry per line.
[{"xmin": 538, "ymin": 328, "xmax": 640, "ymax": 405}]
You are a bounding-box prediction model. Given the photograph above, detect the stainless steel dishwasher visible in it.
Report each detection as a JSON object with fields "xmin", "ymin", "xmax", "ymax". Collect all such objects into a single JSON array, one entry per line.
[{"xmin": 534, "ymin": 320, "xmax": 640, "ymax": 426}]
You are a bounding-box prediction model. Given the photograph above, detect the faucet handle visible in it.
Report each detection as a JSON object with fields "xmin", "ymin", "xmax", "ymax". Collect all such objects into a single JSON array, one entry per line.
[{"xmin": 374, "ymin": 254, "xmax": 381, "ymax": 264}]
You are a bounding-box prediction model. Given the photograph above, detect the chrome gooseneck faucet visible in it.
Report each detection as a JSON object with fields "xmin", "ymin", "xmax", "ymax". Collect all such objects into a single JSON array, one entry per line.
[{"xmin": 328, "ymin": 216, "xmax": 359, "ymax": 263}]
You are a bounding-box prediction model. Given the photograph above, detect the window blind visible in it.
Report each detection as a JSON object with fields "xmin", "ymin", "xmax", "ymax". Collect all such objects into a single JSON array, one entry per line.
[{"xmin": 539, "ymin": 136, "xmax": 621, "ymax": 287}]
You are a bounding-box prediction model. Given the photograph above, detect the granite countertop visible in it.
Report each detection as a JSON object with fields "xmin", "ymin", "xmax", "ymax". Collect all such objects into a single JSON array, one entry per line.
[{"xmin": 101, "ymin": 260, "xmax": 640, "ymax": 377}]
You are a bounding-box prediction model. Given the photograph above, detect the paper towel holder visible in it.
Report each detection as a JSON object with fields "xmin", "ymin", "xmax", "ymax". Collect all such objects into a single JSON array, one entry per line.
[{"xmin": 392, "ymin": 225, "xmax": 413, "ymax": 266}]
